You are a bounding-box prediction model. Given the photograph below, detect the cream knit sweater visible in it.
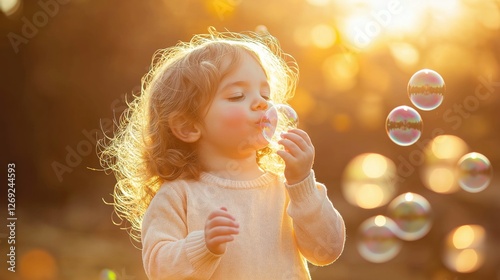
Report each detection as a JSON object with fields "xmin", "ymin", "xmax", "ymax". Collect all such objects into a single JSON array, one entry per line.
[{"xmin": 141, "ymin": 170, "xmax": 345, "ymax": 280}]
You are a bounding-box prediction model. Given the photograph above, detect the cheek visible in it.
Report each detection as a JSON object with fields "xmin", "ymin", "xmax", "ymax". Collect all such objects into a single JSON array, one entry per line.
[{"xmin": 218, "ymin": 107, "xmax": 248, "ymax": 128}]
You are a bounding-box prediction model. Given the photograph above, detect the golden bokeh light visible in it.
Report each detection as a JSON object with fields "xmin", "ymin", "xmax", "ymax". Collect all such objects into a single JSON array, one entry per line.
[
  {"xmin": 310, "ymin": 24, "xmax": 337, "ymax": 49},
  {"xmin": 355, "ymin": 183, "xmax": 385, "ymax": 209},
  {"xmin": 425, "ymin": 166, "xmax": 457, "ymax": 194},
  {"xmin": 444, "ymin": 225, "xmax": 486, "ymax": 274},
  {"xmin": 0, "ymin": 0, "xmax": 21, "ymax": 16},
  {"xmin": 19, "ymin": 249, "xmax": 58, "ymax": 279},
  {"xmin": 452, "ymin": 225, "xmax": 486, "ymax": 250},
  {"xmin": 322, "ymin": 53, "xmax": 359, "ymax": 91},
  {"xmin": 362, "ymin": 153, "xmax": 388, "ymax": 178},
  {"xmin": 388, "ymin": 42, "xmax": 420, "ymax": 70},
  {"xmin": 421, "ymin": 135, "xmax": 469, "ymax": 194},
  {"xmin": 342, "ymin": 153, "xmax": 397, "ymax": 209},
  {"xmin": 430, "ymin": 135, "xmax": 469, "ymax": 160},
  {"xmin": 454, "ymin": 249, "xmax": 481, "ymax": 273}
]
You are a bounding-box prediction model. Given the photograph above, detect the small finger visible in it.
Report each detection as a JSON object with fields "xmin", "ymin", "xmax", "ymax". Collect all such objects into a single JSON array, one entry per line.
[
  {"xmin": 208, "ymin": 209, "xmax": 236, "ymax": 221},
  {"xmin": 207, "ymin": 226, "xmax": 240, "ymax": 238},
  {"xmin": 280, "ymin": 133, "xmax": 308, "ymax": 152},
  {"xmin": 277, "ymin": 138, "xmax": 302, "ymax": 156},
  {"xmin": 286, "ymin": 129, "xmax": 312, "ymax": 145},
  {"xmin": 207, "ymin": 216, "xmax": 240, "ymax": 228}
]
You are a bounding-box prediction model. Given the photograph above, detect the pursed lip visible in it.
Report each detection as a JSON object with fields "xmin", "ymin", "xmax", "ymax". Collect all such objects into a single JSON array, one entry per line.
[{"xmin": 254, "ymin": 115, "xmax": 265, "ymax": 125}]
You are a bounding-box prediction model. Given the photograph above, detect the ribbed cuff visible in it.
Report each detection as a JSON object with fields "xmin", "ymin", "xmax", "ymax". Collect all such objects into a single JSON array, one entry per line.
[
  {"xmin": 185, "ymin": 230, "xmax": 221, "ymax": 269},
  {"xmin": 285, "ymin": 170, "xmax": 316, "ymax": 203}
]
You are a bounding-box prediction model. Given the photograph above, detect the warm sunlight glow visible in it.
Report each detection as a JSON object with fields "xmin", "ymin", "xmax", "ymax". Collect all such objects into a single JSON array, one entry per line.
[
  {"xmin": 311, "ymin": 24, "xmax": 337, "ymax": 49},
  {"xmin": 356, "ymin": 183, "xmax": 385, "ymax": 209},
  {"xmin": 342, "ymin": 153, "xmax": 397, "ymax": 209},
  {"xmin": 431, "ymin": 135, "xmax": 468, "ymax": 160},
  {"xmin": 427, "ymin": 167, "xmax": 456, "ymax": 193},
  {"xmin": 389, "ymin": 42, "xmax": 420, "ymax": 69},
  {"xmin": 335, "ymin": 0, "xmax": 468, "ymax": 51},
  {"xmin": 444, "ymin": 225, "xmax": 486, "ymax": 273},
  {"xmin": 362, "ymin": 154, "xmax": 387, "ymax": 178},
  {"xmin": 0, "ymin": 0, "xmax": 20, "ymax": 16},
  {"xmin": 322, "ymin": 53, "xmax": 359, "ymax": 91},
  {"xmin": 453, "ymin": 225, "xmax": 475, "ymax": 249},
  {"xmin": 455, "ymin": 249, "xmax": 479, "ymax": 273},
  {"xmin": 306, "ymin": 0, "xmax": 330, "ymax": 7},
  {"xmin": 452, "ymin": 225, "xmax": 486, "ymax": 250}
]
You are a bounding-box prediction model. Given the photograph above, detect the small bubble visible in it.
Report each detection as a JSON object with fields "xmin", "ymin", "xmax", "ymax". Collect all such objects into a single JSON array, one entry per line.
[
  {"xmin": 260, "ymin": 103, "xmax": 299, "ymax": 148},
  {"xmin": 100, "ymin": 269, "xmax": 117, "ymax": 280},
  {"xmin": 357, "ymin": 215, "xmax": 402, "ymax": 263},
  {"xmin": 385, "ymin": 105, "xmax": 423, "ymax": 146},
  {"xmin": 456, "ymin": 152, "xmax": 493, "ymax": 193},
  {"xmin": 387, "ymin": 192, "xmax": 432, "ymax": 241},
  {"xmin": 408, "ymin": 69, "xmax": 445, "ymax": 111}
]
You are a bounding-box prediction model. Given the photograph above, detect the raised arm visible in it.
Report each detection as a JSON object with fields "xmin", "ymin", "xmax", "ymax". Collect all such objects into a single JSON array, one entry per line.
[
  {"xmin": 277, "ymin": 128, "xmax": 346, "ymax": 265},
  {"xmin": 285, "ymin": 172, "xmax": 346, "ymax": 265}
]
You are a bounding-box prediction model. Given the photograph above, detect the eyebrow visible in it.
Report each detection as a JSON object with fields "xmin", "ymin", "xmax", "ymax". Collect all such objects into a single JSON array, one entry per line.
[{"xmin": 219, "ymin": 80, "xmax": 270, "ymax": 93}]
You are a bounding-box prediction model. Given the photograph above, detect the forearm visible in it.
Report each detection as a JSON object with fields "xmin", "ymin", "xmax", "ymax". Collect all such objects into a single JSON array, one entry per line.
[
  {"xmin": 143, "ymin": 230, "xmax": 222, "ymax": 280},
  {"xmin": 286, "ymin": 171, "xmax": 346, "ymax": 265}
]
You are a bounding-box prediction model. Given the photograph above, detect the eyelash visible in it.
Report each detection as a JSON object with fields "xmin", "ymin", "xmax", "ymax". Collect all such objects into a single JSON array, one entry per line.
[
  {"xmin": 228, "ymin": 94, "xmax": 270, "ymax": 101},
  {"xmin": 228, "ymin": 94, "xmax": 244, "ymax": 101}
]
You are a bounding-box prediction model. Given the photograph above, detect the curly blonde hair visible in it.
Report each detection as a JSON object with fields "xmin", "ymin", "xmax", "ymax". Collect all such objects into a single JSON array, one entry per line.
[{"xmin": 98, "ymin": 27, "xmax": 299, "ymax": 242}]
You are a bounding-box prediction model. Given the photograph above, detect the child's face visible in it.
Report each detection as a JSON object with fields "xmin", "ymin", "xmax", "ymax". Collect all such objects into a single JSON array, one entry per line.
[{"xmin": 199, "ymin": 51, "xmax": 270, "ymax": 157}]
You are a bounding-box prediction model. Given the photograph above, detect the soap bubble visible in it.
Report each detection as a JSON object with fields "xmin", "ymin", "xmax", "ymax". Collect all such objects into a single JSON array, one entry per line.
[
  {"xmin": 357, "ymin": 215, "xmax": 402, "ymax": 263},
  {"xmin": 385, "ymin": 105, "xmax": 423, "ymax": 146},
  {"xmin": 456, "ymin": 152, "xmax": 493, "ymax": 193},
  {"xmin": 387, "ymin": 192, "xmax": 432, "ymax": 241},
  {"xmin": 260, "ymin": 103, "xmax": 299, "ymax": 147},
  {"xmin": 408, "ymin": 69, "xmax": 445, "ymax": 111}
]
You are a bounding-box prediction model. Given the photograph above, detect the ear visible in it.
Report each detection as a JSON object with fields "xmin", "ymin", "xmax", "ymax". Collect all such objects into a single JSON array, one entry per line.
[{"xmin": 169, "ymin": 114, "xmax": 201, "ymax": 143}]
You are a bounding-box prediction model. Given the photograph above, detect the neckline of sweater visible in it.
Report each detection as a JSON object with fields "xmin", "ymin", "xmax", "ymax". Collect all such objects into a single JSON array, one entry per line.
[{"xmin": 199, "ymin": 171, "xmax": 278, "ymax": 189}]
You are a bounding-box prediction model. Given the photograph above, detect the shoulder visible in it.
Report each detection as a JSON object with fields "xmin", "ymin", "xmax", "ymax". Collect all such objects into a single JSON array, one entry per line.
[{"xmin": 147, "ymin": 179, "xmax": 195, "ymax": 211}]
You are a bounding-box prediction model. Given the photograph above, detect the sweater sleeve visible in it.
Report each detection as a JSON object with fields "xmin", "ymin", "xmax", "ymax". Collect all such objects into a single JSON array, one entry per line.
[
  {"xmin": 141, "ymin": 184, "xmax": 222, "ymax": 279},
  {"xmin": 285, "ymin": 170, "xmax": 346, "ymax": 266}
]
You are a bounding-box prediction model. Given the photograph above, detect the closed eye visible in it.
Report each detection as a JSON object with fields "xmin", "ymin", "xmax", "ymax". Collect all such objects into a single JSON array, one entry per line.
[{"xmin": 228, "ymin": 94, "xmax": 244, "ymax": 101}]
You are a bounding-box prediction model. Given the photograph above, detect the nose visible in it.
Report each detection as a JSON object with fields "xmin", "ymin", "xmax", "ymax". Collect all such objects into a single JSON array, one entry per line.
[{"xmin": 253, "ymin": 95, "xmax": 269, "ymax": 111}]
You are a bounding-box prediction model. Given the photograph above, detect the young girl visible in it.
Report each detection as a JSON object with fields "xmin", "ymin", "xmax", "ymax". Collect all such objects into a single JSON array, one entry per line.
[{"xmin": 100, "ymin": 27, "xmax": 345, "ymax": 279}]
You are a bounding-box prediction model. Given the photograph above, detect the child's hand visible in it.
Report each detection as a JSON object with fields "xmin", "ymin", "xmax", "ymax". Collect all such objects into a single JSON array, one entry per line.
[
  {"xmin": 204, "ymin": 207, "xmax": 239, "ymax": 255},
  {"xmin": 277, "ymin": 129, "xmax": 315, "ymax": 185}
]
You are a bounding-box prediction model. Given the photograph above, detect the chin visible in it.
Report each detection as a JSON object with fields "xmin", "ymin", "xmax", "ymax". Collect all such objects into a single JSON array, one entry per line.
[{"xmin": 235, "ymin": 133, "xmax": 268, "ymax": 153}]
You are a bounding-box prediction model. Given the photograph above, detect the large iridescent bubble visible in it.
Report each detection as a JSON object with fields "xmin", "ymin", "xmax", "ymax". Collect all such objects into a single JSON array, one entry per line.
[
  {"xmin": 260, "ymin": 103, "xmax": 299, "ymax": 148},
  {"xmin": 387, "ymin": 192, "xmax": 432, "ymax": 241},
  {"xmin": 385, "ymin": 105, "xmax": 423, "ymax": 146},
  {"xmin": 456, "ymin": 152, "xmax": 493, "ymax": 193},
  {"xmin": 407, "ymin": 69, "xmax": 445, "ymax": 111},
  {"xmin": 357, "ymin": 215, "xmax": 402, "ymax": 263}
]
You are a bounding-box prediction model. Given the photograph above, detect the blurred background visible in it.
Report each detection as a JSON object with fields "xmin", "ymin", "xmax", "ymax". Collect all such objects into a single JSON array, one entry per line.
[{"xmin": 1, "ymin": 0, "xmax": 500, "ymax": 279}]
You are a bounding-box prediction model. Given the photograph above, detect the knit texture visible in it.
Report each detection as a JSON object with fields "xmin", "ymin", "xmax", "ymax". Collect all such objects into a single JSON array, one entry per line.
[{"xmin": 141, "ymin": 171, "xmax": 345, "ymax": 279}]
